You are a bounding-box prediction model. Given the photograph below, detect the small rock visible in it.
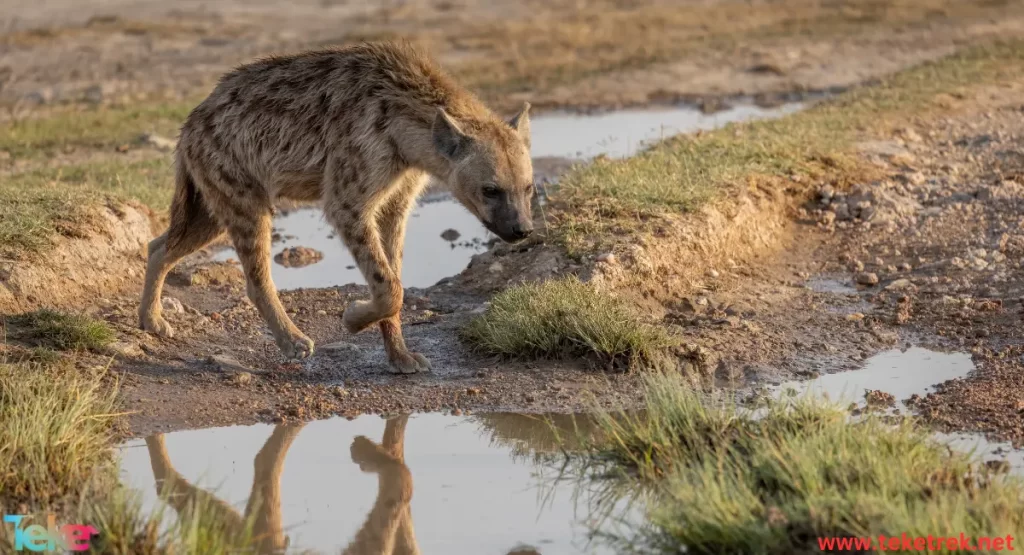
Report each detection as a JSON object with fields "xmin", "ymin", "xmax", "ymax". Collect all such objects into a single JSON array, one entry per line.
[
  {"xmin": 229, "ymin": 371, "xmax": 253, "ymax": 386},
  {"xmin": 440, "ymin": 228, "xmax": 461, "ymax": 241},
  {"xmin": 466, "ymin": 387, "xmax": 481, "ymax": 395},
  {"xmin": 452, "ymin": 408, "xmax": 464, "ymax": 416},
  {"xmin": 846, "ymin": 313, "xmax": 865, "ymax": 321},
  {"xmin": 706, "ymin": 269, "xmax": 720, "ymax": 278},
  {"xmin": 315, "ymin": 309, "xmax": 328, "ymax": 316},
  {"xmin": 864, "ymin": 389, "xmax": 896, "ymax": 407},
  {"xmin": 139, "ymin": 132, "xmax": 177, "ymax": 151},
  {"xmin": 596, "ymin": 252, "xmax": 618, "ymax": 265},
  {"xmin": 896, "ymin": 127, "xmax": 923, "ymax": 143},
  {"xmin": 109, "ymin": 341, "xmax": 144, "ymax": 358},
  {"xmin": 488, "ymin": 262, "xmax": 504, "ymax": 273},
  {"xmin": 885, "ymin": 278, "xmax": 914, "ymax": 291},
  {"xmin": 208, "ymin": 354, "xmax": 249, "ymax": 373},
  {"xmin": 161, "ymin": 297, "xmax": 184, "ymax": 313},
  {"xmin": 855, "ymin": 272, "xmax": 879, "ymax": 286},
  {"xmin": 274, "ymin": 246, "xmax": 324, "ymax": 268},
  {"xmin": 849, "ymin": 259, "xmax": 865, "ymax": 272},
  {"xmin": 332, "ymin": 386, "xmax": 349, "ymax": 398}
]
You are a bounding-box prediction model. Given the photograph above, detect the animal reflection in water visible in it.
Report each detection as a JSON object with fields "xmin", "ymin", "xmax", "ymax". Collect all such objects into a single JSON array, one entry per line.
[{"xmin": 143, "ymin": 416, "xmax": 541, "ymax": 555}]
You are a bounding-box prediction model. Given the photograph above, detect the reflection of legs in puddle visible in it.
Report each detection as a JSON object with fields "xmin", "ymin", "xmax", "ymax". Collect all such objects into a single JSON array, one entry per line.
[
  {"xmin": 145, "ymin": 423, "xmax": 305, "ymax": 553},
  {"xmin": 342, "ymin": 415, "xmax": 420, "ymax": 555}
]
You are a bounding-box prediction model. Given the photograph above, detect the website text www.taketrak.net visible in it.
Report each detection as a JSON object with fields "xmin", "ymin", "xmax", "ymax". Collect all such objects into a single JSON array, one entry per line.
[{"xmin": 818, "ymin": 533, "xmax": 1015, "ymax": 552}]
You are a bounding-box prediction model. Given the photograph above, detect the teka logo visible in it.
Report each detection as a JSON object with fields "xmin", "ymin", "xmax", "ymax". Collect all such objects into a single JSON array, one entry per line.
[{"xmin": 4, "ymin": 514, "xmax": 98, "ymax": 552}]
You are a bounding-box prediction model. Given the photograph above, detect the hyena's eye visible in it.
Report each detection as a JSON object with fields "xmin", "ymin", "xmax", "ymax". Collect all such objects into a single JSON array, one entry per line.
[
  {"xmin": 524, "ymin": 183, "xmax": 534, "ymax": 196},
  {"xmin": 482, "ymin": 185, "xmax": 501, "ymax": 199}
]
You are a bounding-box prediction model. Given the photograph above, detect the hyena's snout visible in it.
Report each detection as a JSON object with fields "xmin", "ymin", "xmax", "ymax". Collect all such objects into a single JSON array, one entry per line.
[{"xmin": 492, "ymin": 204, "xmax": 533, "ymax": 242}]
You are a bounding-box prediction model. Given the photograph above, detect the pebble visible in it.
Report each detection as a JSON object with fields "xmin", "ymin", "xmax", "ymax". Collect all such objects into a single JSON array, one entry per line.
[
  {"xmin": 885, "ymin": 278, "xmax": 915, "ymax": 291},
  {"xmin": 230, "ymin": 371, "xmax": 253, "ymax": 386},
  {"xmin": 596, "ymin": 252, "xmax": 618, "ymax": 265},
  {"xmin": 274, "ymin": 246, "xmax": 324, "ymax": 268},
  {"xmin": 139, "ymin": 133, "xmax": 177, "ymax": 151},
  {"xmin": 488, "ymin": 262, "xmax": 504, "ymax": 273},
  {"xmin": 161, "ymin": 297, "xmax": 185, "ymax": 313},
  {"xmin": 855, "ymin": 272, "xmax": 879, "ymax": 286},
  {"xmin": 208, "ymin": 354, "xmax": 250, "ymax": 373}
]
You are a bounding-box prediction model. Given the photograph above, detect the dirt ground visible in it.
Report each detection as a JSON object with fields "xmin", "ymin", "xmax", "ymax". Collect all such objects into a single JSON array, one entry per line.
[
  {"xmin": 4, "ymin": 1, "xmax": 1024, "ymax": 440},
  {"xmin": 5, "ymin": 0, "xmax": 1024, "ymax": 113}
]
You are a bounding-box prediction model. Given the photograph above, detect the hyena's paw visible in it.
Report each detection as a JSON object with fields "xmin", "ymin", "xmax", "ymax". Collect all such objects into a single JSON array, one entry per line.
[
  {"xmin": 278, "ymin": 334, "xmax": 315, "ymax": 360},
  {"xmin": 350, "ymin": 436, "xmax": 394, "ymax": 471},
  {"xmin": 140, "ymin": 313, "xmax": 175, "ymax": 338},
  {"xmin": 342, "ymin": 300, "xmax": 384, "ymax": 334},
  {"xmin": 388, "ymin": 350, "xmax": 431, "ymax": 374}
]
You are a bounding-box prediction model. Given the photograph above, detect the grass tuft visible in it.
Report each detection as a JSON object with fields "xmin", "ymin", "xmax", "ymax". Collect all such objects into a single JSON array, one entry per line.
[
  {"xmin": 0, "ymin": 356, "xmax": 268, "ymax": 554},
  {"xmin": 461, "ymin": 276, "xmax": 676, "ymax": 370},
  {"xmin": 9, "ymin": 309, "xmax": 116, "ymax": 351},
  {"xmin": 0, "ymin": 360, "xmax": 118, "ymax": 507},
  {"xmin": 586, "ymin": 375, "xmax": 1024, "ymax": 554}
]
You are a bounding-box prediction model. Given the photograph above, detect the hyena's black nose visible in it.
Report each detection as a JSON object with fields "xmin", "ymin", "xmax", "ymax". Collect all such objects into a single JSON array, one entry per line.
[{"xmin": 510, "ymin": 224, "xmax": 533, "ymax": 240}]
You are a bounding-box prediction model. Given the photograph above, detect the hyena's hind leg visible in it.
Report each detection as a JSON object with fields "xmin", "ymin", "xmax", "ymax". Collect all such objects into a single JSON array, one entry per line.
[
  {"xmin": 139, "ymin": 165, "xmax": 224, "ymax": 338},
  {"xmin": 375, "ymin": 171, "xmax": 431, "ymax": 374},
  {"xmin": 200, "ymin": 172, "xmax": 315, "ymax": 360}
]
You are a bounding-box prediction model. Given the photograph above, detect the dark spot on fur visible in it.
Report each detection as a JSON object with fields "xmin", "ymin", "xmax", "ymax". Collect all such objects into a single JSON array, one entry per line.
[
  {"xmin": 388, "ymin": 137, "xmax": 407, "ymax": 166},
  {"xmin": 372, "ymin": 271, "xmax": 385, "ymax": 283}
]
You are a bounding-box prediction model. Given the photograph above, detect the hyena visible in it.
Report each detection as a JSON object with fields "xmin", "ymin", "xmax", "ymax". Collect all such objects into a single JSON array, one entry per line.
[{"xmin": 138, "ymin": 41, "xmax": 533, "ymax": 373}]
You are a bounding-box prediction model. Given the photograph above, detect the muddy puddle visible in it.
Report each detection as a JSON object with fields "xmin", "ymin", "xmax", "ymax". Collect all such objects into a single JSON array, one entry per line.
[
  {"xmin": 776, "ymin": 347, "xmax": 975, "ymax": 409},
  {"xmin": 213, "ymin": 101, "xmax": 804, "ymax": 290},
  {"xmin": 776, "ymin": 347, "xmax": 1024, "ymax": 471},
  {"xmin": 118, "ymin": 413, "xmax": 635, "ymax": 554}
]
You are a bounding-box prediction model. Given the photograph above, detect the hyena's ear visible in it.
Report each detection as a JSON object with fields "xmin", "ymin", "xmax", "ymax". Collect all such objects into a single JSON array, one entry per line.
[
  {"xmin": 432, "ymin": 108, "xmax": 470, "ymax": 161},
  {"xmin": 508, "ymin": 101, "xmax": 531, "ymax": 149}
]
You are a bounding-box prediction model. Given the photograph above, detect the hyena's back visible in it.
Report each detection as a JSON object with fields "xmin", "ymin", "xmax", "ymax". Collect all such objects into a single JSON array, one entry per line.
[{"xmin": 174, "ymin": 42, "xmax": 488, "ymax": 211}]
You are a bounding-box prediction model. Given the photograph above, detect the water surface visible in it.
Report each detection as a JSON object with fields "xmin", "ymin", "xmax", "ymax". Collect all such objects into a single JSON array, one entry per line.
[{"xmin": 119, "ymin": 413, "xmax": 632, "ymax": 554}]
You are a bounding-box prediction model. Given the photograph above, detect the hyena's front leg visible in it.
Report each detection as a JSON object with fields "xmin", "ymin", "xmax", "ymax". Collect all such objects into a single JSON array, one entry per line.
[
  {"xmin": 327, "ymin": 169, "xmax": 429, "ymax": 373},
  {"xmin": 375, "ymin": 172, "xmax": 431, "ymax": 374}
]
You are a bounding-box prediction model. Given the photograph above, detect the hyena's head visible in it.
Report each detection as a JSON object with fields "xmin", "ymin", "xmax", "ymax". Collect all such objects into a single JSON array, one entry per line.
[{"xmin": 432, "ymin": 102, "xmax": 534, "ymax": 243}]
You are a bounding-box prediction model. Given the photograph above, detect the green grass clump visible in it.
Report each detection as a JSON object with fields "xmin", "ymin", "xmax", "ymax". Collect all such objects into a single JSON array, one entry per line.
[
  {"xmin": 461, "ymin": 276, "xmax": 676, "ymax": 370},
  {"xmin": 9, "ymin": 309, "xmax": 116, "ymax": 351},
  {"xmin": 0, "ymin": 360, "xmax": 118, "ymax": 506},
  {"xmin": 586, "ymin": 375, "xmax": 1024, "ymax": 554}
]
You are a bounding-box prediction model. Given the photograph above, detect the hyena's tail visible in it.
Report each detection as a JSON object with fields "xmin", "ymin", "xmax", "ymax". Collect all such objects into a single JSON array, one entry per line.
[{"xmin": 165, "ymin": 158, "xmax": 218, "ymax": 252}]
